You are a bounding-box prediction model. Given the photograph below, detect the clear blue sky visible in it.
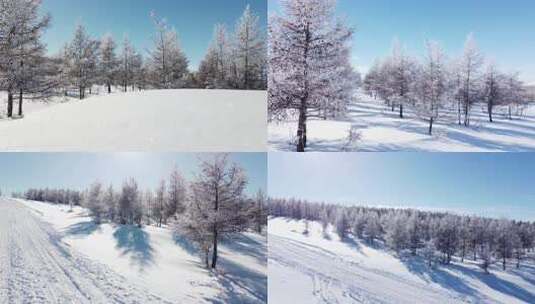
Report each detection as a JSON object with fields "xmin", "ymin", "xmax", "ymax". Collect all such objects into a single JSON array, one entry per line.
[
  {"xmin": 269, "ymin": 0, "xmax": 535, "ymax": 84},
  {"xmin": 0, "ymin": 153, "xmax": 266, "ymax": 196},
  {"xmin": 269, "ymin": 153, "xmax": 535, "ymax": 221},
  {"xmin": 41, "ymin": 0, "xmax": 267, "ymax": 70}
]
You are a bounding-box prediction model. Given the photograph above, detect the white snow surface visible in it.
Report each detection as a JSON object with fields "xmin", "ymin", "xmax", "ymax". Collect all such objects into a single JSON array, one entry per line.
[
  {"xmin": 269, "ymin": 217, "xmax": 535, "ymax": 304},
  {"xmin": 0, "ymin": 89, "xmax": 266, "ymax": 151},
  {"xmin": 269, "ymin": 92, "xmax": 535, "ymax": 152},
  {"xmin": 0, "ymin": 198, "xmax": 267, "ymax": 303}
]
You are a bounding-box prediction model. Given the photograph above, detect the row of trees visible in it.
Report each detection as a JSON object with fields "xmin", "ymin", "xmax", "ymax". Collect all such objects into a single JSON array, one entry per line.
[
  {"xmin": 363, "ymin": 35, "xmax": 529, "ymax": 135},
  {"xmin": 1, "ymin": 0, "xmax": 266, "ymax": 118},
  {"xmin": 268, "ymin": 0, "xmax": 360, "ymax": 152},
  {"xmin": 21, "ymin": 155, "xmax": 267, "ymax": 269},
  {"xmin": 269, "ymin": 198, "xmax": 535, "ymax": 274}
]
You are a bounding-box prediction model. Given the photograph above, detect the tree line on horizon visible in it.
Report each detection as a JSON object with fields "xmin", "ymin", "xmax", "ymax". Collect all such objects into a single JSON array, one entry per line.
[
  {"xmin": 13, "ymin": 154, "xmax": 267, "ymax": 269},
  {"xmin": 0, "ymin": 0, "xmax": 266, "ymax": 118},
  {"xmin": 269, "ymin": 198, "xmax": 535, "ymax": 274}
]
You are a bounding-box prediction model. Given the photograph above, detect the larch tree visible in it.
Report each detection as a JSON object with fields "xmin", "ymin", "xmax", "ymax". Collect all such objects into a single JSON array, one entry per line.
[
  {"xmin": 148, "ymin": 12, "xmax": 189, "ymax": 89},
  {"xmin": 233, "ymin": 5, "xmax": 266, "ymax": 90},
  {"xmin": 388, "ymin": 39, "xmax": 416, "ymax": 119},
  {"xmin": 66, "ymin": 24, "xmax": 100, "ymax": 99},
  {"xmin": 99, "ymin": 34, "xmax": 118, "ymax": 94},
  {"xmin": 0, "ymin": 0, "xmax": 50, "ymax": 117},
  {"xmin": 184, "ymin": 154, "xmax": 248, "ymax": 269},
  {"xmin": 415, "ymin": 41, "xmax": 449, "ymax": 135},
  {"xmin": 268, "ymin": 0, "xmax": 357, "ymax": 152},
  {"xmin": 166, "ymin": 166, "xmax": 187, "ymax": 221},
  {"xmin": 457, "ymin": 33, "xmax": 484, "ymax": 126}
]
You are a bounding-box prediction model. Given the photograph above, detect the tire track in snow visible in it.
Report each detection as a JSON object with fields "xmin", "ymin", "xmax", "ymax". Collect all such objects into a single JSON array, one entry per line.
[{"xmin": 0, "ymin": 199, "xmax": 172, "ymax": 304}]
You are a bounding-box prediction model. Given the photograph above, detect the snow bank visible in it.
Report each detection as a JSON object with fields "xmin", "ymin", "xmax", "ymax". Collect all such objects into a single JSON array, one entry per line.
[{"xmin": 0, "ymin": 89, "xmax": 266, "ymax": 151}]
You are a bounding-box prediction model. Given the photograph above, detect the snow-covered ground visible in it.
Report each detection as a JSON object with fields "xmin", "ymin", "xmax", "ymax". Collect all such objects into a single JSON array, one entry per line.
[
  {"xmin": 269, "ymin": 217, "xmax": 535, "ymax": 304},
  {"xmin": 269, "ymin": 92, "xmax": 535, "ymax": 152},
  {"xmin": 0, "ymin": 198, "xmax": 267, "ymax": 303},
  {"xmin": 0, "ymin": 89, "xmax": 266, "ymax": 151}
]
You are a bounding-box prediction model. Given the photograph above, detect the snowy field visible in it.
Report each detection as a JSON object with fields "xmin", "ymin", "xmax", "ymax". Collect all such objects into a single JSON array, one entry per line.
[
  {"xmin": 0, "ymin": 89, "xmax": 266, "ymax": 151},
  {"xmin": 269, "ymin": 92, "xmax": 535, "ymax": 152},
  {"xmin": 269, "ymin": 217, "xmax": 535, "ymax": 304},
  {"xmin": 0, "ymin": 198, "xmax": 267, "ymax": 303}
]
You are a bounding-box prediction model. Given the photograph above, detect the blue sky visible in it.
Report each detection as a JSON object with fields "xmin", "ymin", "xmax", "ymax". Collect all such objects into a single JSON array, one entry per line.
[
  {"xmin": 269, "ymin": 0, "xmax": 535, "ymax": 83},
  {"xmin": 0, "ymin": 153, "xmax": 266, "ymax": 196},
  {"xmin": 41, "ymin": 0, "xmax": 267, "ymax": 70},
  {"xmin": 269, "ymin": 153, "xmax": 535, "ymax": 221}
]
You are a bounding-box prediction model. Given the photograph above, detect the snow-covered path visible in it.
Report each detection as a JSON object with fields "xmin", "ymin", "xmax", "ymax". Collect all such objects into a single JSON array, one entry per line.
[
  {"xmin": 0, "ymin": 89, "xmax": 266, "ymax": 151},
  {"xmin": 269, "ymin": 234, "xmax": 457, "ymax": 304},
  {"xmin": 0, "ymin": 199, "xmax": 170, "ymax": 304},
  {"xmin": 269, "ymin": 218, "xmax": 535, "ymax": 304}
]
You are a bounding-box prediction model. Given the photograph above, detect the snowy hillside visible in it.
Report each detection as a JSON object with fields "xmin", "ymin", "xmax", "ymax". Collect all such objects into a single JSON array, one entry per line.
[
  {"xmin": 269, "ymin": 92, "xmax": 535, "ymax": 152},
  {"xmin": 0, "ymin": 198, "xmax": 266, "ymax": 303},
  {"xmin": 0, "ymin": 89, "xmax": 266, "ymax": 151},
  {"xmin": 269, "ymin": 217, "xmax": 535, "ymax": 304}
]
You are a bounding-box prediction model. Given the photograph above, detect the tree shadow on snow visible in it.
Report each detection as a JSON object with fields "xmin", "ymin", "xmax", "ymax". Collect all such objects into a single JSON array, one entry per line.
[
  {"xmin": 113, "ymin": 225, "xmax": 154, "ymax": 271},
  {"xmin": 172, "ymin": 232, "xmax": 199, "ymax": 256},
  {"xmin": 204, "ymin": 256, "xmax": 267, "ymax": 304},
  {"xmin": 221, "ymin": 234, "xmax": 267, "ymax": 266},
  {"xmin": 64, "ymin": 221, "xmax": 101, "ymax": 237},
  {"xmin": 400, "ymin": 255, "xmax": 535, "ymax": 303}
]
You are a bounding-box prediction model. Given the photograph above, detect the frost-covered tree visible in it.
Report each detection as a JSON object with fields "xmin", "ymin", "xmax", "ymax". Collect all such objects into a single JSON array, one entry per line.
[
  {"xmin": 181, "ymin": 154, "xmax": 248, "ymax": 269},
  {"xmin": 364, "ymin": 212, "xmax": 381, "ymax": 245},
  {"xmin": 99, "ymin": 34, "xmax": 118, "ymax": 93},
  {"xmin": 414, "ymin": 41, "xmax": 449, "ymax": 135},
  {"xmin": 148, "ymin": 12, "xmax": 189, "ymax": 89},
  {"xmin": 496, "ymin": 219, "xmax": 513, "ymax": 270},
  {"xmin": 166, "ymin": 166, "xmax": 186, "ymax": 221},
  {"xmin": 102, "ymin": 184, "xmax": 117, "ymax": 221},
  {"xmin": 269, "ymin": 0, "xmax": 357, "ymax": 152},
  {"xmin": 388, "ymin": 39, "xmax": 416, "ymax": 118},
  {"xmin": 479, "ymin": 244, "xmax": 492, "ymax": 274},
  {"xmin": 385, "ymin": 213, "xmax": 408, "ymax": 252},
  {"xmin": 118, "ymin": 178, "xmax": 140, "ymax": 225},
  {"xmin": 434, "ymin": 215, "xmax": 458, "ymax": 264},
  {"xmin": 154, "ymin": 179, "xmax": 166, "ymax": 227},
  {"xmin": 86, "ymin": 181, "xmax": 104, "ymax": 223},
  {"xmin": 65, "ymin": 24, "xmax": 100, "ymax": 99},
  {"xmin": 335, "ymin": 209, "xmax": 349, "ymax": 239},
  {"xmin": 118, "ymin": 36, "xmax": 139, "ymax": 92},
  {"xmin": 0, "ymin": 0, "xmax": 51, "ymax": 117},
  {"xmin": 233, "ymin": 5, "xmax": 266, "ymax": 89},
  {"xmin": 456, "ymin": 33, "xmax": 484, "ymax": 126}
]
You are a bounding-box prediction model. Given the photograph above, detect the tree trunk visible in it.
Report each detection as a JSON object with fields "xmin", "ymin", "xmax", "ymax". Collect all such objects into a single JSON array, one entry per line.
[
  {"xmin": 107, "ymin": 83, "xmax": 111, "ymax": 94},
  {"xmin": 503, "ymin": 256, "xmax": 506, "ymax": 270},
  {"xmin": 428, "ymin": 117, "xmax": 433, "ymax": 135},
  {"xmin": 508, "ymin": 105, "xmax": 512, "ymax": 120},
  {"xmin": 79, "ymin": 86, "xmax": 83, "ymax": 100},
  {"xmin": 458, "ymin": 101, "xmax": 461, "ymax": 125},
  {"xmin": 399, "ymin": 103, "xmax": 403, "ymax": 118},
  {"xmin": 488, "ymin": 102, "xmax": 493, "ymax": 122},
  {"xmin": 211, "ymin": 225, "xmax": 218, "ymax": 268},
  {"xmin": 7, "ymin": 90, "xmax": 13, "ymax": 118},
  {"xmin": 18, "ymin": 88, "xmax": 23, "ymax": 117},
  {"xmin": 296, "ymin": 107, "xmax": 306, "ymax": 152}
]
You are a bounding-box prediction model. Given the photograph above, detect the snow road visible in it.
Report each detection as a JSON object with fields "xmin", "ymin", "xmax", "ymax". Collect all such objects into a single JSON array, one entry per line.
[
  {"xmin": 0, "ymin": 198, "xmax": 171, "ymax": 304},
  {"xmin": 0, "ymin": 89, "xmax": 266, "ymax": 152}
]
